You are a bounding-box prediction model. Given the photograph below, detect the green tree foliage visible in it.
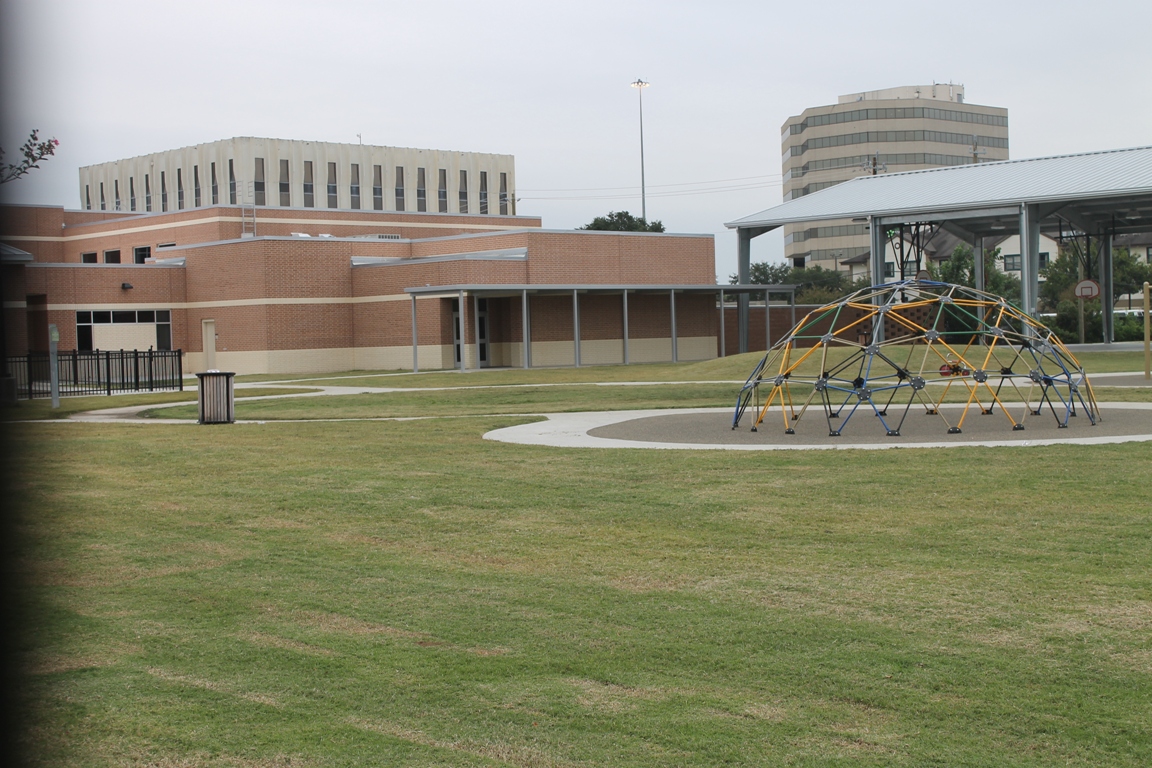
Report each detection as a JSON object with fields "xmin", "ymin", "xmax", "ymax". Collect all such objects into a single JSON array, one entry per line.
[
  {"xmin": 928, "ymin": 244, "xmax": 1021, "ymax": 306},
  {"xmin": 1, "ymin": 129, "xmax": 58, "ymax": 184},
  {"xmin": 579, "ymin": 210, "xmax": 665, "ymax": 232},
  {"xmin": 1041, "ymin": 245, "xmax": 1152, "ymax": 342},
  {"xmin": 730, "ymin": 262, "xmax": 867, "ymax": 304}
]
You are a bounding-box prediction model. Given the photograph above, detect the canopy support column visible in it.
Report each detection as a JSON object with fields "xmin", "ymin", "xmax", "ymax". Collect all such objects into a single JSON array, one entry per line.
[
  {"xmin": 870, "ymin": 217, "xmax": 886, "ymax": 343},
  {"xmin": 410, "ymin": 294, "xmax": 419, "ymax": 373},
  {"xmin": 572, "ymin": 290, "xmax": 581, "ymax": 367},
  {"xmin": 1019, "ymin": 203, "xmax": 1041, "ymax": 317},
  {"xmin": 622, "ymin": 290, "xmax": 630, "ymax": 365},
  {"xmin": 1101, "ymin": 233, "xmax": 1114, "ymax": 343},
  {"xmin": 521, "ymin": 290, "xmax": 531, "ymax": 368},
  {"xmin": 973, "ymin": 236, "xmax": 985, "ymax": 293},
  {"xmin": 738, "ymin": 228, "xmax": 752, "ymax": 353}
]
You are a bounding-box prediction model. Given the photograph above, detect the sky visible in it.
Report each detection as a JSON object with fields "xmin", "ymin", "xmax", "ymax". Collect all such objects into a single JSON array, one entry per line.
[{"xmin": 2, "ymin": 0, "xmax": 1150, "ymax": 281}]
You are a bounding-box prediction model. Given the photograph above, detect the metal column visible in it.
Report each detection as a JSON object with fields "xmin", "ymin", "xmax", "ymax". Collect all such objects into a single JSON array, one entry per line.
[
  {"xmin": 1101, "ymin": 233, "xmax": 1114, "ymax": 343},
  {"xmin": 718, "ymin": 289, "xmax": 725, "ymax": 358},
  {"xmin": 973, "ymin": 236, "xmax": 985, "ymax": 293},
  {"xmin": 457, "ymin": 289, "xmax": 466, "ymax": 372},
  {"xmin": 765, "ymin": 290, "xmax": 771, "ymax": 350},
  {"xmin": 737, "ymin": 228, "xmax": 751, "ymax": 353},
  {"xmin": 410, "ymin": 294, "xmax": 419, "ymax": 373},
  {"xmin": 1019, "ymin": 203, "xmax": 1041, "ymax": 316},
  {"xmin": 473, "ymin": 294, "xmax": 482, "ymax": 368},
  {"xmin": 521, "ymin": 290, "xmax": 531, "ymax": 368},
  {"xmin": 572, "ymin": 290, "xmax": 581, "ymax": 367},
  {"xmin": 870, "ymin": 217, "xmax": 887, "ymax": 343},
  {"xmin": 670, "ymin": 290, "xmax": 678, "ymax": 363},
  {"xmin": 622, "ymin": 290, "xmax": 630, "ymax": 365}
]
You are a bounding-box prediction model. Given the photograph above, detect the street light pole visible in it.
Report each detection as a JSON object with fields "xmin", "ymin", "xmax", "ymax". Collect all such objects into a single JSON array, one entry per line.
[{"xmin": 630, "ymin": 78, "xmax": 650, "ymax": 223}]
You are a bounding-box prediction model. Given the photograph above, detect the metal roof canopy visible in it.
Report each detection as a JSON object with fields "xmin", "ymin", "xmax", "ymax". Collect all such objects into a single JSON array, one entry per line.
[
  {"xmin": 725, "ymin": 146, "xmax": 1152, "ymax": 344},
  {"xmin": 403, "ymin": 283, "xmax": 797, "ymax": 374}
]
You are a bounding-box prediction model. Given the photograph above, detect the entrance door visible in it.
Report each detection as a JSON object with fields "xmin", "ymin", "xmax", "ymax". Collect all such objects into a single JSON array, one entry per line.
[
  {"xmin": 201, "ymin": 319, "xmax": 217, "ymax": 370},
  {"xmin": 452, "ymin": 299, "xmax": 489, "ymax": 367}
]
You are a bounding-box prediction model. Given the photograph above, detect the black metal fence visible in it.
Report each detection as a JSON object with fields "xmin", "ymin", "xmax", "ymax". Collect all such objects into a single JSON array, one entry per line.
[{"xmin": 4, "ymin": 349, "xmax": 184, "ymax": 399}]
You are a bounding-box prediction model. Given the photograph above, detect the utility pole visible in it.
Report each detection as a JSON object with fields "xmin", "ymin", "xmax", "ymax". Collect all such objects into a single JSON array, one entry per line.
[
  {"xmin": 862, "ymin": 152, "xmax": 886, "ymax": 176},
  {"xmin": 970, "ymin": 135, "xmax": 986, "ymax": 164}
]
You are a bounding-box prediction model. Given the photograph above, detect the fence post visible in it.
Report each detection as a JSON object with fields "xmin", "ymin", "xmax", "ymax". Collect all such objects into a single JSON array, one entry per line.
[
  {"xmin": 178, "ymin": 350, "xmax": 184, "ymax": 391},
  {"xmin": 26, "ymin": 355, "xmax": 32, "ymax": 399},
  {"xmin": 105, "ymin": 351, "xmax": 112, "ymax": 396},
  {"xmin": 133, "ymin": 350, "xmax": 140, "ymax": 391}
]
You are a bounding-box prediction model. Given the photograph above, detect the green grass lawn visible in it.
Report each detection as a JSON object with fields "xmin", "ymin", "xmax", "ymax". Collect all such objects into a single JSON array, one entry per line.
[{"xmin": 10, "ymin": 354, "xmax": 1152, "ymax": 766}]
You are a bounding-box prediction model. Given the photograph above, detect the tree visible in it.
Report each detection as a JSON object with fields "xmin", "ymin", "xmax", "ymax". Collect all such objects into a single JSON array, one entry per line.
[
  {"xmin": 1, "ymin": 129, "xmax": 59, "ymax": 184},
  {"xmin": 579, "ymin": 210, "xmax": 664, "ymax": 233},
  {"xmin": 730, "ymin": 261, "xmax": 864, "ymax": 303}
]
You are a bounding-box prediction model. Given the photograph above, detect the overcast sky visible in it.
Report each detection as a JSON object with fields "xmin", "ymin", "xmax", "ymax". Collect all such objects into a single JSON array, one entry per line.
[{"xmin": 3, "ymin": 0, "xmax": 1150, "ymax": 280}]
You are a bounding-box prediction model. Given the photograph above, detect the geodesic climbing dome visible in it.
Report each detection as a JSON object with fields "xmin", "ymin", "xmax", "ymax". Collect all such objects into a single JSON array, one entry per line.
[{"xmin": 732, "ymin": 280, "xmax": 1101, "ymax": 437}]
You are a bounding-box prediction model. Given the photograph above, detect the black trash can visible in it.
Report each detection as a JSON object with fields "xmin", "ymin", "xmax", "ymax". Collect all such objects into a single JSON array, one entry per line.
[{"xmin": 196, "ymin": 371, "xmax": 235, "ymax": 424}]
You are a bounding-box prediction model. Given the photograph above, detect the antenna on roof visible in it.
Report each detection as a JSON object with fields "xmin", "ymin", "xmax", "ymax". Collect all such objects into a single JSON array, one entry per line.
[
  {"xmin": 970, "ymin": 135, "xmax": 986, "ymax": 164},
  {"xmin": 861, "ymin": 151, "xmax": 886, "ymax": 176}
]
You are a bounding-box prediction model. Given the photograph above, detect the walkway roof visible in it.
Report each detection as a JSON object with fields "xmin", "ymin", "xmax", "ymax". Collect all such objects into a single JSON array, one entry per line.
[{"xmin": 726, "ymin": 146, "xmax": 1152, "ymax": 237}]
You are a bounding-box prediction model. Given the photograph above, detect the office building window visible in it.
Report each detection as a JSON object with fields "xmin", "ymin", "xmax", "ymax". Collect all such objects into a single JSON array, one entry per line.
[
  {"xmin": 104, "ymin": 249, "xmax": 121, "ymax": 264},
  {"xmin": 372, "ymin": 165, "xmax": 383, "ymax": 211},
  {"xmin": 303, "ymin": 161, "xmax": 314, "ymax": 207},
  {"xmin": 211, "ymin": 162, "xmax": 218, "ymax": 204},
  {"xmin": 145, "ymin": 174, "xmax": 152, "ymax": 212},
  {"xmin": 254, "ymin": 158, "xmax": 266, "ymax": 205},
  {"xmin": 133, "ymin": 246, "xmax": 151, "ymax": 264},
  {"xmin": 437, "ymin": 169, "xmax": 448, "ymax": 213},
  {"xmin": 194, "ymin": 166, "xmax": 201, "ymax": 207},
  {"xmin": 499, "ymin": 172, "xmax": 508, "ymax": 215},
  {"xmin": 100, "ymin": 182, "xmax": 106, "ymax": 210},
  {"xmin": 416, "ymin": 167, "xmax": 426, "ymax": 212},
  {"xmin": 1003, "ymin": 254, "xmax": 1021, "ymax": 271},
  {"xmin": 350, "ymin": 163, "xmax": 361, "ymax": 210},
  {"xmin": 395, "ymin": 167, "xmax": 405, "ymax": 211},
  {"xmin": 279, "ymin": 159, "xmax": 291, "ymax": 206},
  {"xmin": 458, "ymin": 170, "xmax": 468, "ymax": 214},
  {"xmin": 228, "ymin": 160, "xmax": 236, "ymax": 204},
  {"xmin": 114, "ymin": 180, "xmax": 121, "ymax": 210},
  {"xmin": 129, "ymin": 177, "xmax": 136, "ymax": 211},
  {"xmin": 81, "ymin": 252, "xmax": 97, "ymax": 263},
  {"xmin": 160, "ymin": 172, "xmax": 167, "ymax": 211},
  {"xmin": 479, "ymin": 171, "xmax": 488, "ymax": 214},
  {"xmin": 177, "ymin": 168, "xmax": 185, "ymax": 209},
  {"xmin": 327, "ymin": 162, "xmax": 338, "ymax": 208},
  {"xmin": 85, "ymin": 185, "xmax": 91, "ymax": 210}
]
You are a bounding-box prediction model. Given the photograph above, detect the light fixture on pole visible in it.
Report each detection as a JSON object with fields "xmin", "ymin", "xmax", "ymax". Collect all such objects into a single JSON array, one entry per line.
[{"xmin": 630, "ymin": 78, "xmax": 650, "ymax": 223}]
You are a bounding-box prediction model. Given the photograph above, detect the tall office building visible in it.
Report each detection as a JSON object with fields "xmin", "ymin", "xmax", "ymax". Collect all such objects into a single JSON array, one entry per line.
[{"xmin": 781, "ymin": 84, "xmax": 1009, "ymax": 270}]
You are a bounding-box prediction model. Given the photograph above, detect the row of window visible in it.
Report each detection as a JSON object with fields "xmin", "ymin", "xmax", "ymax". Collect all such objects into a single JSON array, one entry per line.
[
  {"xmin": 85, "ymin": 160, "xmax": 511, "ymax": 216},
  {"xmin": 785, "ymin": 130, "xmax": 1009, "ymax": 158},
  {"xmin": 783, "ymin": 179, "xmax": 843, "ymax": 200},
  {"xmin": 787, "ymin": 106, "xmax": 1009, "ymax": 136},
  {"xmin": 784, "ymin": 152, "xmax": 974, "ymax": 181},
  {"xmin": 1002, "ymin": 253, "xmax": 1051, "ymax": 271},
  {"xmin": 80, "ymin": 244, "xmax": 173, "ymax": 264},
  {"xmin": 75, "ymin": 310, "xmax": 172, "ymax": 351},
  {"xmin": 785, "ymin": 223, "xmax": 869, "ymax": 246}
]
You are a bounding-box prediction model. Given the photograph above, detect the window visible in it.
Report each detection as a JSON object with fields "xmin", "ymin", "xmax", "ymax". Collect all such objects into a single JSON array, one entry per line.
[
  {"xmin": 228, "ymin": 160, "xmax": 237, "ymax": 204},
  {"xmin": 303, "ymin": 161, "xmax": 314, "ymax": 207},
  {"xmin": 100, "ymin": 182, "xmax": 106, "ymax": 210},
  {"xmin": 499, "ymin": 172, "xmax": 508, "ymax": 215},
  {"xmin": 1146, "ymin": 246, "xmax": 1152, "ymax": 265},
  {"xmin": 395, "ymin": 167, "xmax": 405, "ymax": 211},
  {"xmin": 177, "ymin": 168, "xmax": 185, "ymax": 209},
  {"xmin": 133, "ymin": 246, "xmax": 151, "ymax": 264},
  {"xmin": 254, "ymin": 158, "xmax": 265, "ymax": 205},
  {"xmin": 437, "ymin": 169, "xmax": 448, "ymax": 213},
  {"xmin": 85, "ymin": 185, "xmax": 91, "ymax": 210},
  {"xmin": 104, "ymin": 249, "xmax": 121, "ymax": 264},
  {"xmin": 129, "ymin": 177, "xmax": 136, "ymax": 211},
  {"xmin": 883, "ymin": 261, "xmax": 895, "ymax": 278},
  {"xmin": 372, "ymin": 165, "xmax": 383, "ymax": 210},
  {"xmin": 416, "ymin": 167, "xmax": 426, "ymax": 212},
  {"xmin": 327, "ymin": 162, "xmax": 337, "ymax": 208},
  {"xmin": 81, "ymin": 252, "xmax": 97, "ymax": 263},
  {"xmin": 194, "ymin": 165, "xmax": 201, "ymax": 207},
  {"xmin": 76, "ymin": 309, "xmax": 172, "ymax": 351},
  {"xmin": 458, "ymin": 170, "xmax": 468, "ymax": 214},
  {"xmin": 114, "ymin": 180, "xmax": 121, "ymax": 210},
  {"xmin": 145, "ymin": 174, "xmax": 152, "ymax": 212},
  {"xmin": 794, "ymin": 257, "xmax": 807, "ymax": 270},
  {"xmin": 479, "ymin": 171, "xmax": 488, "ymax": 214},
  {"xmin": 161, "ymin": 171, "xmax": 168, "ymax": 212},
  {"xmin": 1003, "ymin": 254, "xmax": 1021, "ymax": 271},
  {"xmin": 279, "ymin": 159, "xmax": 290, "ymax": 206},
  {"xmin": 1038, "ymin": 252, "xmax": 1050, "ymax": 269},
  {"xmin": 211, "ymin": 162, "xmax": 218, "ymax": 204},
  {"xmin": 350, "ymin": 163, "xmax": 361, "ymax": 210}
]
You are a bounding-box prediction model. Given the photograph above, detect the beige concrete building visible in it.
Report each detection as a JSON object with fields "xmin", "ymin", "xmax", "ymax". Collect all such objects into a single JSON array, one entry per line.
[
  {"xmin": 79, "ymin": 137, "xmax": 516, "ymax": 217},
  {"xmin": 781, "ymin": 84, "xmax": 1009, "ymax": 270}
]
